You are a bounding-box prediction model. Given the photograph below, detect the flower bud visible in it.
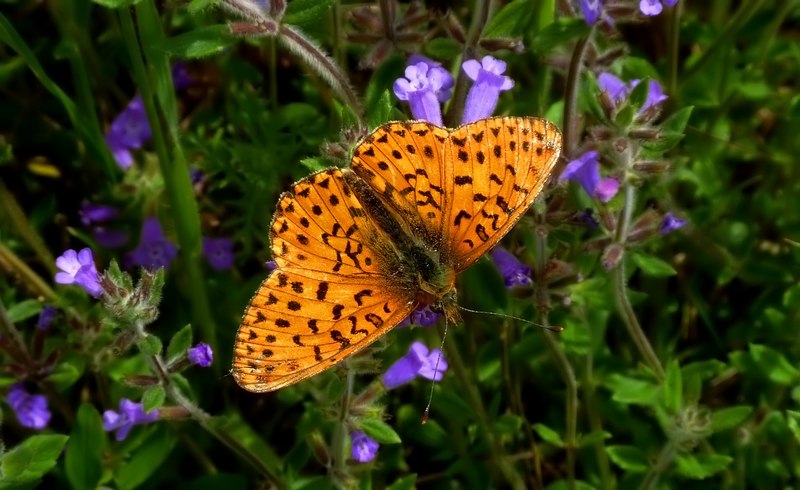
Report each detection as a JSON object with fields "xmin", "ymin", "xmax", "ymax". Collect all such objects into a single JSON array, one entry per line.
[{"xmin": 602, "ymin": 243, "xmax": 625, "ymax": 270}]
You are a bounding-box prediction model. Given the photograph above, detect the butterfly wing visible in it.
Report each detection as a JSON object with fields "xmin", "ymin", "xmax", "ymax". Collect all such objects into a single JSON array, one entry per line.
[
  {"xmin": 233, "ymin": 169, "xmax": 416, "ymax": 392},
  {"xmin": 442, "ymin": 117, "xmax": 562, "ymax": 271}
]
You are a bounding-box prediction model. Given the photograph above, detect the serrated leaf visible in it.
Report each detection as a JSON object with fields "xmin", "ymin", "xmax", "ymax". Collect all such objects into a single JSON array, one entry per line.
[
  {"xmin": 65, "ymin": 404, "xmax": 105, "ymax": 490},
  {"xmin": 284, "ymin": 0, "xmax": 334, "ymax": 26},
  {"xmin": 6, "ymin": 299, "xmax": 42, "ymax": 323},
  {"xmin": 606, "ymin": 445, "xmax": 648, "ymax": 473},
  {"xmin": 664, "ymin": 359, "xmax": 683, "ymax": 414},
  {"xmin": 167, "ymin": 324, "xmax": 193, "ymax": 362},
  {"xmin": 631, "ymin": 253, "xmax": 677, "ymax": 278},
  {"xmin": 710, "ymin": 406, "xmax": 752, "ymax": 432},
  {"xmin": 359, "ymin": 418, "xmax": 401, "ymax": 444},
  {"xmin": 142, "ymin": 386, "xmax": 166, "ymax": 412},
  {"xmin": 0, "ymin": 434, "xmax": 69, "ymax": 484},
  {"xmin": 674, "ymin": 453, "xmax": 733, "ymax": 479},
  {"xmin": 533, "ymin": 423, "xmax": 564, "ymax": 447},
  {"xmin": 161, "ymin": 25, "xmax": 236, "ymax": 59},
  {"xmin": 137, "ymin": 335, "xmax": 163, "ymax": 356}
]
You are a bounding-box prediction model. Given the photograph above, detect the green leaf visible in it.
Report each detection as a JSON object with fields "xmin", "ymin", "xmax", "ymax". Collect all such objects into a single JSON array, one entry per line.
[
  {"xmin": 92, "ymin": 0, "xmax": 139, "ymax": 6},
  {"xmin": 533, "ymin": 423, "xmax": 564, "ymax": 447},
  {"xmin": 142, "ymin": 386, "xmax": 166, "ymax": 412},
  {"xmin": 167, "ymin": 324, "xmax": 193, "ymax": 362},
  {"xmin": 116, "ymin": 428, "xmax": 175, "ymax": 489},
  {"xmin": 358, "ymin": 418, "xmax": 401, "ymax": 444},
  {"xmin": 387, "ymin": 474, "xmax": 417, "ymax": 490},
  {"xmin": 6, "ymin": 299, "xmax": 42, "ymax": 323},
  {"xmin": 367, "ymin": 90, "xmax": 394, "ymax": 129},
  {"xmin": 137, "ymin": 335, "xmax": 163, "ymax": 357},
  {"xmin": 532, "ymin": 18, "xmax": 589, "ymax": 54},
  {"xmin": 283, "ymin": 0, "xmax": 335, "ymax": 26},
  {"xmin": 710, "ymin": 406, "xmax": 753, "ymax": 432},
  {"xmin": 631, "ymin": 253, "xmax": 677, "ymax": 278},
  {"xmin": 578, "ymin": 430, "xmax": 612, "ymax": 448},
  {"xmin": 300, "ymin": 156, "xmax": 330, "ymax": 173},
  {"xmin": 606, "ymin": 445, "xmax": 649, "ymax": 473},
  {"xmin": 65, "ymin": 404, "xmax": 105, "ymax": 490},
  {"xmin": 787, "ymin": 410, "xmax": 800, "ymax": 444},
  {"xmin": 643, "ymin": 106, "xmax": 694, "ymax": 152},
  {"xmin": 187, "ymin": 0, "xmax": 218, "ymax": 15},
  {"xmin": 0, "ymin": 434, "xmax": 69, "ymax": 485},
  {"xmin": 161, "ymin": 25, "xmax": 236, "ymax": 59},
  {"xmin": 674, "ymin": 453, "xmax": 733, "ymax": 479},
  {"xmin": 605, "ymin": 374, "xmax": 659, "ymax": 406},
  {"xmin": 664, "ymin": 359, "xmax": 683, "ymax": 414},
  {"xmin": 47, "ymin": 360, "xmax": 83, "ymax": 391},
  {"xmin": 483, "ymin": 0, "xmax": 534, "ymax": 38},
  {"xmin": 749, "ymin": 344, "xmax": 799, "ymax": 384}
]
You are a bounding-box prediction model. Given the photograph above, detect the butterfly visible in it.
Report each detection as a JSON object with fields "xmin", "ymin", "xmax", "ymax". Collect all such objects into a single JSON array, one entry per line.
[{"xmin": 232, "ymin": 116, "xmax": 562, "ymax": 392}]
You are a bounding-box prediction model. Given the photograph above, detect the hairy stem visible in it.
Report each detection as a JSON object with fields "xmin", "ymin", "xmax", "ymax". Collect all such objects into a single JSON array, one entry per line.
[
  {"xmin": 561, "ymin": 35, "xmax": 591, "ymax": 164},
  {"xmin": 332, "ymin": 368, "xmax": 356, "ymax": 480}
]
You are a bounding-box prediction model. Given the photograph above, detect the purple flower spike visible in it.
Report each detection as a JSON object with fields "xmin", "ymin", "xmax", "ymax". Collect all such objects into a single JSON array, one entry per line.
[
  {"xmin": 7, "ymin": 384, "xmax": 51, "ymax": 430},
  {"xmin": 202, "ymin": 237, "xmax": 234, "ymax": 271},
  {"xmin": 102, "ymin": 399, "xmax": 159, "ymax": 441},
  {"xmin": 560, "ymin": 151, "xmax": 620, "ymax": 202},
  {"xmin": 105, "ymin": 96, "xmax": 152, "ymax": 170},
  {"xmin": 128, "ymin": 217, "xmax": 178, "ymax": 270},
  {"xmin": 490, "ymin": 247, "xmax": 533, "ymax": 288},
  {"xmin": 659, "ymin": 212, "xmax": 687, "ymax": 234},
  {"xmin": 381, "ymin": 341, "xmax": 448, "ymax": 389},
  {"xmin": 640, "ymin": 0, "xmax": 678, "ymax": 16},
  {"xmin": 351, "ymin": 431, "xmax": 379, "ymax": 463},
  {"xmin": 80, "ymin": 202, "xmax": 119, "ymax": 226},
  {"xmin": 399, "ymin": 304, "xmax": 441, "ymax": 328},
  {"xmin": 579, "ymin": 0, "xmax": 602, "ymax": 25},
  {"xmin": 188, "ymin": 342, "xmax": 214, "ymax": 367},
  {"xmin": 36, "ymin": 305, "xmax": 57, "ymax": 331},
  {"xmin": 55, "ymin": 248, "xmax": 103, "ymax": 297},
  {"xmin": 461, "ymin": 56, "xmax": 515, "ymax": 124},
  {"xmin": 393, "ymin": 59, "xmax": 454, "ymax": 126},
  {"xmin": 639, "ymin": 79, "xmax": 668, "ymax": 114}
]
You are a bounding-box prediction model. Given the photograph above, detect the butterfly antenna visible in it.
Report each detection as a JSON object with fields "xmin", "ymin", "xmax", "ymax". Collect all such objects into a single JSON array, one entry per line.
[
  {"xmin": 422, "ymin": 315, "xmax": 449, "ymax": 425},
  {"xmin": 455, "ymin": 305, "xmax": 564, "ymax": 332}
]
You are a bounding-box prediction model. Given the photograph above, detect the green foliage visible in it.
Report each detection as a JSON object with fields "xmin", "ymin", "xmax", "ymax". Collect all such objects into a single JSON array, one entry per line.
[{"xmin": 0, "ymin": 435, "xmax": 69, "ymax": 487}]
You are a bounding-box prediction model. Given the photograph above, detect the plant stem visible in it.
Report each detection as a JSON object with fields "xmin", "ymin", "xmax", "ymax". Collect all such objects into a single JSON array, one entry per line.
[
  {"xmin": 332, "ymin": 368, "xmax": 355, "ymax": 480},
  {"xmin": 561, "ymin": 33, "xmax": 591, "ymax": 166},
  {"xmin": 0, "ymin": 241, "xmax": 56, "ymax": 301},
  {"xmin": 0, "ymin": 181, "xmax": 56, "ymax": 275},
  {"xmin": 640, "ymin": 441, "xmax": 677, "ymax": 490}
]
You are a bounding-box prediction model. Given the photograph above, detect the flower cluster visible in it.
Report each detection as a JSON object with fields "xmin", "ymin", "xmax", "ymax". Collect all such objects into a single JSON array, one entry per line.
[
  {"xmin": 102, "ymin": 399, "xmax": 159, "ymax": 441},
  {"xmin": 598, "ymin": 72, "xmax": 668, "ymax": 117},
  {"xmin": 579, "ymin": 0, "xmax": 680, "ymax": 24},
  {"xmin": 6, "ymin": 384, "xmax": 51, "ymax": 430}
]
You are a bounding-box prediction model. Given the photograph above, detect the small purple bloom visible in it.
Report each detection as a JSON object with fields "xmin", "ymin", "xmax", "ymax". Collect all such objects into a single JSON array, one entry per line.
[
  {"xmin": 187, "ymin": 342, "xmax": 214, "ymax": 367},
  {"xmin": 202, "ymin": 237, "xmax": 234, "ymax": 271},
  {"xmin": 7, "ymin": 384, "xmax": 51, "ymax": 430},
  {"xmin": 598, "ymin": 72, "xmax": 632, "ymax": 108},
  {"xmin": 399, "ymin": 304, "xmax": 441, "ymax": 328},
  {"xmin": 102, "ymin": 399, "xmax": 159, "ymax": 441},
  {"xmin": 490, "ymin": 247, "xmax": 532, "ymax": 288},
  {"xmin": 461, "ymin": 56, "xmax": 515, "ymax": 124},
  {"xmin": 659, "ymin": 212, "xmax": 687, "ymax": 234},
  {"xmin": 105, "ymin": 96, "xmax": 151, "ymax": 170},
  {"xmin": 127, "ymin": 217, "xmax": 178, "ymax": 270},
  {"xmin": 560, "ymin": 151, "xmax": 620, "ymax": 202},
  {"xmin": 579, "ymin": 0, "xmax": 602, "ymax": 25},
  {"xmin": 172, "ymin": 63, "xmax": 192, "ymax": 91},
  {"xmin": 265, "ymin": 260, "xmax": 277, "ymax": 273},
  {"xmin": 55, "ymin": 248, "xmax": 103, "ymax": 297},
  {"xmin": 189, "ymin": 167, "xmax": 204, "ymax": 185},
  {"xmin": 640, "ymin": 0, "xmax": 678, "ymax": 16},
  {"xmin": 80, "ymin": 202, "xmax": 119, "ymax": 226},
  {"xmin": 394, "ymin": 58, "xmax": 454, "ymax": 126},
  {"xmin": 351, "ymin": 431, "xmax": 379, "ymax": 463},
  {"xmin": 640, "ymin": 79, "xmax": 668, "ymax": 114},
  {"xmin": 36, "ymin": 305, "xmax": 57, "ymax": 331},
  {"xmin": 381, "ymin": 341, "xmax": 448, "ymax": 389}
]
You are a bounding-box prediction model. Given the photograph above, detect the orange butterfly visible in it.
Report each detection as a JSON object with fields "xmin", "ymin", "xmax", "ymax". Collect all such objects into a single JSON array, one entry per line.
[{"xmin": 232, "ymin": 116, "xmax": 562, "ymax": 392}]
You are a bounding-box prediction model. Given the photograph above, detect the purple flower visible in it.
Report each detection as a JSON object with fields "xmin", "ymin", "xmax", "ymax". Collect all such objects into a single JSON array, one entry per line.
[
  {"xmin": 461, "ymin": 56, "xmax": 515, "ymax": 124},
  {"xmin": 393, "ymin": 57, "xmax": 454, "ymax": 126},
  {"xmin": 187, "ymin": 342, "xmax": 214, "ymax": 367},
  {"xmin": 640, "ymin": 79, "xmax": 668, "ymax": 114},
  {"xmin": 640, "ymin": 0, "xmax": 678, "ymax": 16},
  {"xmin": 559, "ymin": 151, "xmax": 619, "ymax": 202},
  {"xmin": 381, "ymin": 341, "xmax": 448, "ymax": 389},
  {"xmin": 102, "ymin": 399, "xmax": 159, "ymax": 441},
  {"xmin": 92, "ymin": 227, "xmax": 130, "ymax": 249},
  {"xmin": 7, "ymin": 384, "xmax": 51, "ymax": 430},
  {"xmin": 36, "ymin": 305, "xmax": 57, "ymax": 331},
  {"xmin": 265, "ymin": 260, "xmax": 277, "ymax": 273},
  {"xmin": 189, "ymin": 167, "xmax": 204, "ymax": 185},
  {"xmin": 490, "ymin": 247, "xmax": 532, "ymax": 288},
  {"xmin": 55, "ymin": 248, "xmax": 103, "ymax": 297},
  {"xmin": 127, "ymin": 217, "xmax": 178, "ymax": 270},
  {"xmin": 659, "ymin": 212, "xmax": 687, "ymax": 234},
  {"xmin": 399, "ymin": 304, "xmax": 441, "ymax": 328},
  {"xmin": 105, "ymin": 96, "xmax": 151, "ymax": 170},
  {"xmin": 172, "ymin": 63, "xmax": 192, "ymax": 91},
  {"xmin": 80, "ymin": 202, "xmax": 119, "ymax": 226},
  {"xmin": 579, "ymin": 0, "xmax": 602, "ymax": 25},
  {"xmin": 203, "ymin": 237, "xmax": 234, "ymax": 271},
  {"xmin": 351, "ymin": 431, "xmax": 379, "ymax": 463}
]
